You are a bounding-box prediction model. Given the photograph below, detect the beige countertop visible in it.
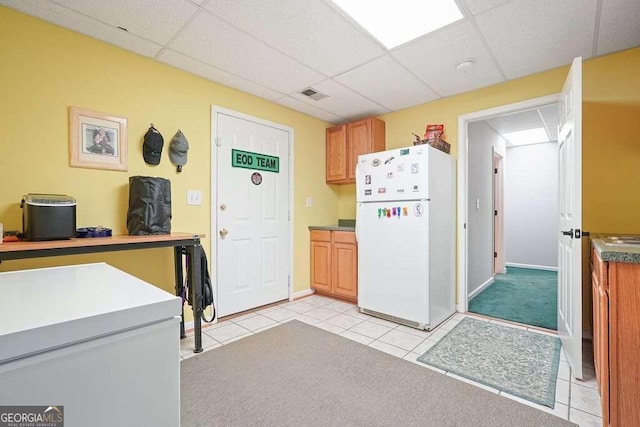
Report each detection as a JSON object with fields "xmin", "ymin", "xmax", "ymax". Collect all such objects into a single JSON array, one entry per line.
[
  {"xmin": 308, "ymin": 225, "xmax": 355, "ymax": 232},
  {"xmin": 591, "ymin": 235, "xmax": 640, "ymax": 263},
  {"xmin": 308, "ymin": 219, "xmax": 355, "ymax": 232}
]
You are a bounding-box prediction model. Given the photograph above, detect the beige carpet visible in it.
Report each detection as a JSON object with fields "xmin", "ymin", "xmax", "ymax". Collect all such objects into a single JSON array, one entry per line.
[{"xmin": 181, "ymin": 320, "xmax": 575, "ymax": 427}]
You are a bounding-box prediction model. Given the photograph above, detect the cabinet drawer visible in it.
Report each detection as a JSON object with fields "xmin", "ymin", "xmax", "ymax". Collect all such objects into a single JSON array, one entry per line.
[
  {"xmin": 333, "ymin": 231, "xmax": 356, "ymax": 244},
  {"xmin": 310, "ymin": 230, "xmax": 331, "ymax": 243}
]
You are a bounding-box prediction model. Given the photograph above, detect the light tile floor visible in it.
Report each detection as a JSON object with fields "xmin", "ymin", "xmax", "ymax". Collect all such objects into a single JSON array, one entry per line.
[{"xmin": 180, "ymin": 295, "xmax": 602, "ymax": 426}]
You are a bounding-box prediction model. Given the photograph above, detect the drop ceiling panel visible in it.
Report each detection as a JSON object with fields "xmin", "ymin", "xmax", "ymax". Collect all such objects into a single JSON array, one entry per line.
[
  {"xmin": 169, "ymin": 11, "xmax": 324, "ymax": 94},
  {"xmin": 0, "ymin": 0, "xmax": 162, "ymax": 57},
  {"xmin": 275, "ymin": 96, "xmax": 346, "ymax": 124},
  {"xmin": 157, "ymin": 49, "xmax": 283, "ymax": 101},
  {"xmin": 334, "ymin": 56, "xmax": 439, "ymax": 111},
  {"xmin": 475, "ymin": 0, "xmax": 598, "ymax": 79},
  {"xmin": 485, "ymin": 109, "xmax": 543, "ymax": 133},
  {"xmin": 392, "ymin": 21, "xmax": 504, "ymax": 97},
  {"xmin": 291, "ymin": 79, "xmax": 390, "ymax": 120},
  {"xmin": 50, "ymin": 0, "xmax": 198, "ymax": 45},
  {"xmin": 462, "ymin": 0, "xmax": 513, "ymax": 16},
  {"xmin": 203, "ymin": 0, "xmax": 384, "ymax": 76},
  {"xmin": 596, "ymin": 0, "xmax": 640, "ymax": 55},
  {"xmin": 4, "ymin": 0, "xmax": 640, "ymax": 123}
]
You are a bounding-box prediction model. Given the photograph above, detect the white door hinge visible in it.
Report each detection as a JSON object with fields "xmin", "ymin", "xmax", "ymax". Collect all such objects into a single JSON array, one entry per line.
[{"xmin": 215, "ymin": 137, "xmax": 222, "ymax": 147}]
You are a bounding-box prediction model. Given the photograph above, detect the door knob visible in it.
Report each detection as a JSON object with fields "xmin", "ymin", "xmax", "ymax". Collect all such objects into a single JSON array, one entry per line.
[
  {"xmin": 561, "ymin": 229, "xmax": 573, "ymax": 237},
  {"xmin": 219, "ymin": 228, "xmax": 228, "ymax": 239},
  {"xmin": 220, "ymin": 204, "xmax": 226, "ymax": 211}
]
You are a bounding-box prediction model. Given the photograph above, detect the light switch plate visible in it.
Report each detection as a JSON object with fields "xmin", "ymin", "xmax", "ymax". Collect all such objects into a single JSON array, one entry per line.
[
  {"xmin": 306, "ymin": 197, "xmax": 313, "ymax": 208},
  {"xmin": 187, "ymin": 190, "xmax": 202, "ymax": 206}
]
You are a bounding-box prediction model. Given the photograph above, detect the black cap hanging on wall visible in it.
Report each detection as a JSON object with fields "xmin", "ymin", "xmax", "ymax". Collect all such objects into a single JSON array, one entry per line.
[
  {"xmin": 142, "ymin": 124, "xmax": 164, "ymax": 165},
  {"xmin": 169, "ymin": 129, "xmax": 189, "ymax": 173}
]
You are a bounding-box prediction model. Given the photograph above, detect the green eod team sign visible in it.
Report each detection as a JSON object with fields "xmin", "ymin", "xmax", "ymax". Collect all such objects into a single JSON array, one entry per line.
[{"xmin": 232, "ymin": 149, "xmax": 279, "ymax": 173}]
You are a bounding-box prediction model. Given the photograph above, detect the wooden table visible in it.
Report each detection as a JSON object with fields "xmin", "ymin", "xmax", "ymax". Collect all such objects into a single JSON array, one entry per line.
[{"xmin": 0, "ymin": 233, "xmax": 207, "ymax": 353}]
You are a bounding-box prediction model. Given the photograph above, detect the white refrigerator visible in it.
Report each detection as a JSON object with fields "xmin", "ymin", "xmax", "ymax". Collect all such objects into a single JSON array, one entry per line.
[{"xmin": 356, "ymin": 145, "xmax": 455, "ymax": 330}]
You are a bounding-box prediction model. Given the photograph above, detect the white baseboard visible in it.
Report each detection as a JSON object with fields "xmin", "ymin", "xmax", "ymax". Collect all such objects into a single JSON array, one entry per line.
[
  {"xmin": 291, "ymin": 288, "xmax": 314, "ymax": 301},
  {"xmin": 469, "ymin": 277, "xmax": 494, "ymax": 301},
  {"xmin": 506, "ymin": 262, "xmax": 558, "ymax": 272}
]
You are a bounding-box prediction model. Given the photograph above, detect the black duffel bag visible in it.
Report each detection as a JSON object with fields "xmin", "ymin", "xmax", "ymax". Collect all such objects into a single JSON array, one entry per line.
[{"xmin": 127, "ymin": 176, "xmax": 171, "ymax": 235}]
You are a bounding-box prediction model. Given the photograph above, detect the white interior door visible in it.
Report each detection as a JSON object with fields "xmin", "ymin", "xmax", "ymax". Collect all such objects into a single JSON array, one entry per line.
[
  {"xmin": 214, "ymin": 110, "xmax": 290, "ymax": 317},
  {"xmin": 557, "ymin": 57, "xmax": 583, "ymax": 380}
]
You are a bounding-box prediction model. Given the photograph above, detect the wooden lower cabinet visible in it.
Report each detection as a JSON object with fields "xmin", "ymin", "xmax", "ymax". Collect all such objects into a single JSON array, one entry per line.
[
  {"xmin": 310, "ymin": 231, "xmax": 332, "ymax": 293},
  {"xmin": 310, "ymin": 230, "xmax": 357, "ymax": 302},
  {"xmin": 591, "ymin": 247, "xmax": 640, "ymax": 426},
  {"xmin": 592, "ymin": 251, "xmax": 610, "ymax": 425}
]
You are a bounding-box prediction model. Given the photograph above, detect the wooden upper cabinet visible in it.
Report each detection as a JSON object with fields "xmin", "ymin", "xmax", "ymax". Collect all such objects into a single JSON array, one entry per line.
[
  {"xmin": 326, "ymin": 125, "xmax": 347, "ymax": 182},
  {"xmin": 326, "ymin": 117, "xmax": 385, "ymax": 184},
  {"xmin": 346, "ymin": 117, "xmax": 386, "ymax": 181}
]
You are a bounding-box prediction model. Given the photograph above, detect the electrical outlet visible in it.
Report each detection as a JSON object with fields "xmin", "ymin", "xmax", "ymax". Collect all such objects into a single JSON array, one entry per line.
[
  {"xmin": 187, "ymin": 190, "xmax": 202, "ymax": 206},
  {"xmin": 305, "ymin": 197, "xmax": 313, "ymax": 208}
]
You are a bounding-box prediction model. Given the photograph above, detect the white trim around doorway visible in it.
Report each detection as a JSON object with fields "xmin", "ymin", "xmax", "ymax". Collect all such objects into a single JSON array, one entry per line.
[{"xmin": 456, "ymin": 94, "xmax": 560, "ymax": 313}]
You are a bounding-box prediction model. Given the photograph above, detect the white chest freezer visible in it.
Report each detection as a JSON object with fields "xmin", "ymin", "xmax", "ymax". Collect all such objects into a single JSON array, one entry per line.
[{"xmin": 0, "ymin": 263, "xmax": 182, "ymax": 427}]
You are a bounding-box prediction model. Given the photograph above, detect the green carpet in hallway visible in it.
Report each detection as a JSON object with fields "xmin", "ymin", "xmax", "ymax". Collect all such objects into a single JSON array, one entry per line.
[{"xmin": 469, "ymin": 267, "xmax": 557, "ymax": 330}]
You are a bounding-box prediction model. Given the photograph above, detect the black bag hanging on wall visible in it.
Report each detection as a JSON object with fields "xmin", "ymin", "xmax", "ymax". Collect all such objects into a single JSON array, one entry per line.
[{"xmin": 127, "ymin": 176, "xmax": 172, "ymax": 235}]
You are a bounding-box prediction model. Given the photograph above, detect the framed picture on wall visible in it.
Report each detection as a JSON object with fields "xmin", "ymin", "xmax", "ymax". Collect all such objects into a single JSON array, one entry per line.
[{"xmin": 69, "ymin": 107, "xmax": 128, "ymax": 171}]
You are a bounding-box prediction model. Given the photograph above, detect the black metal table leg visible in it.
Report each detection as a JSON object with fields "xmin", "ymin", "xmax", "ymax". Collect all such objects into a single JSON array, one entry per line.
[
  {"xmin": 187, "ymin": 243, "xmax": 203, "ymax": 353},
  {"xmin": 174, "ymin": 246, "xmax": 186, "ymax": 339}
]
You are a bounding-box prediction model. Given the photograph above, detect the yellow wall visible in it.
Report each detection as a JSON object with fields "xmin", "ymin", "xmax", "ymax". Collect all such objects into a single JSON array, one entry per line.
[{"xmin": 0, "ymin": 7, "xmax": 340, "ymax": 321}]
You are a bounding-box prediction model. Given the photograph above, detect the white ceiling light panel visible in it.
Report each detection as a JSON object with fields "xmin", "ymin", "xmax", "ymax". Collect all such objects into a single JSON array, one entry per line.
[
  {"xmin": 503, "ymin": 128, "xmax": 549, "ymax": 146},
  {"xmin": 331, "ymin": 0, "xmax": 463, "ymax": 49}
]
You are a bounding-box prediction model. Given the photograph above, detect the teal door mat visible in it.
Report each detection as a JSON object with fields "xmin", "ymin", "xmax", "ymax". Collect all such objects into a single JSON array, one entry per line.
[
  {"xmin": 469, "ymin": 267, "xmax": 557, "ymax": 330},
  {"xmin": 418, "ymin": 317, "xmax": 561, "ymax": 408}
]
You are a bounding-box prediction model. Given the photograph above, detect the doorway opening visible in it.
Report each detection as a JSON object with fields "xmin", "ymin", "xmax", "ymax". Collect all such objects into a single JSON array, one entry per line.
[{"xmin": 457, "ymin": 95, "xmax": 560, "ymax": 330}]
